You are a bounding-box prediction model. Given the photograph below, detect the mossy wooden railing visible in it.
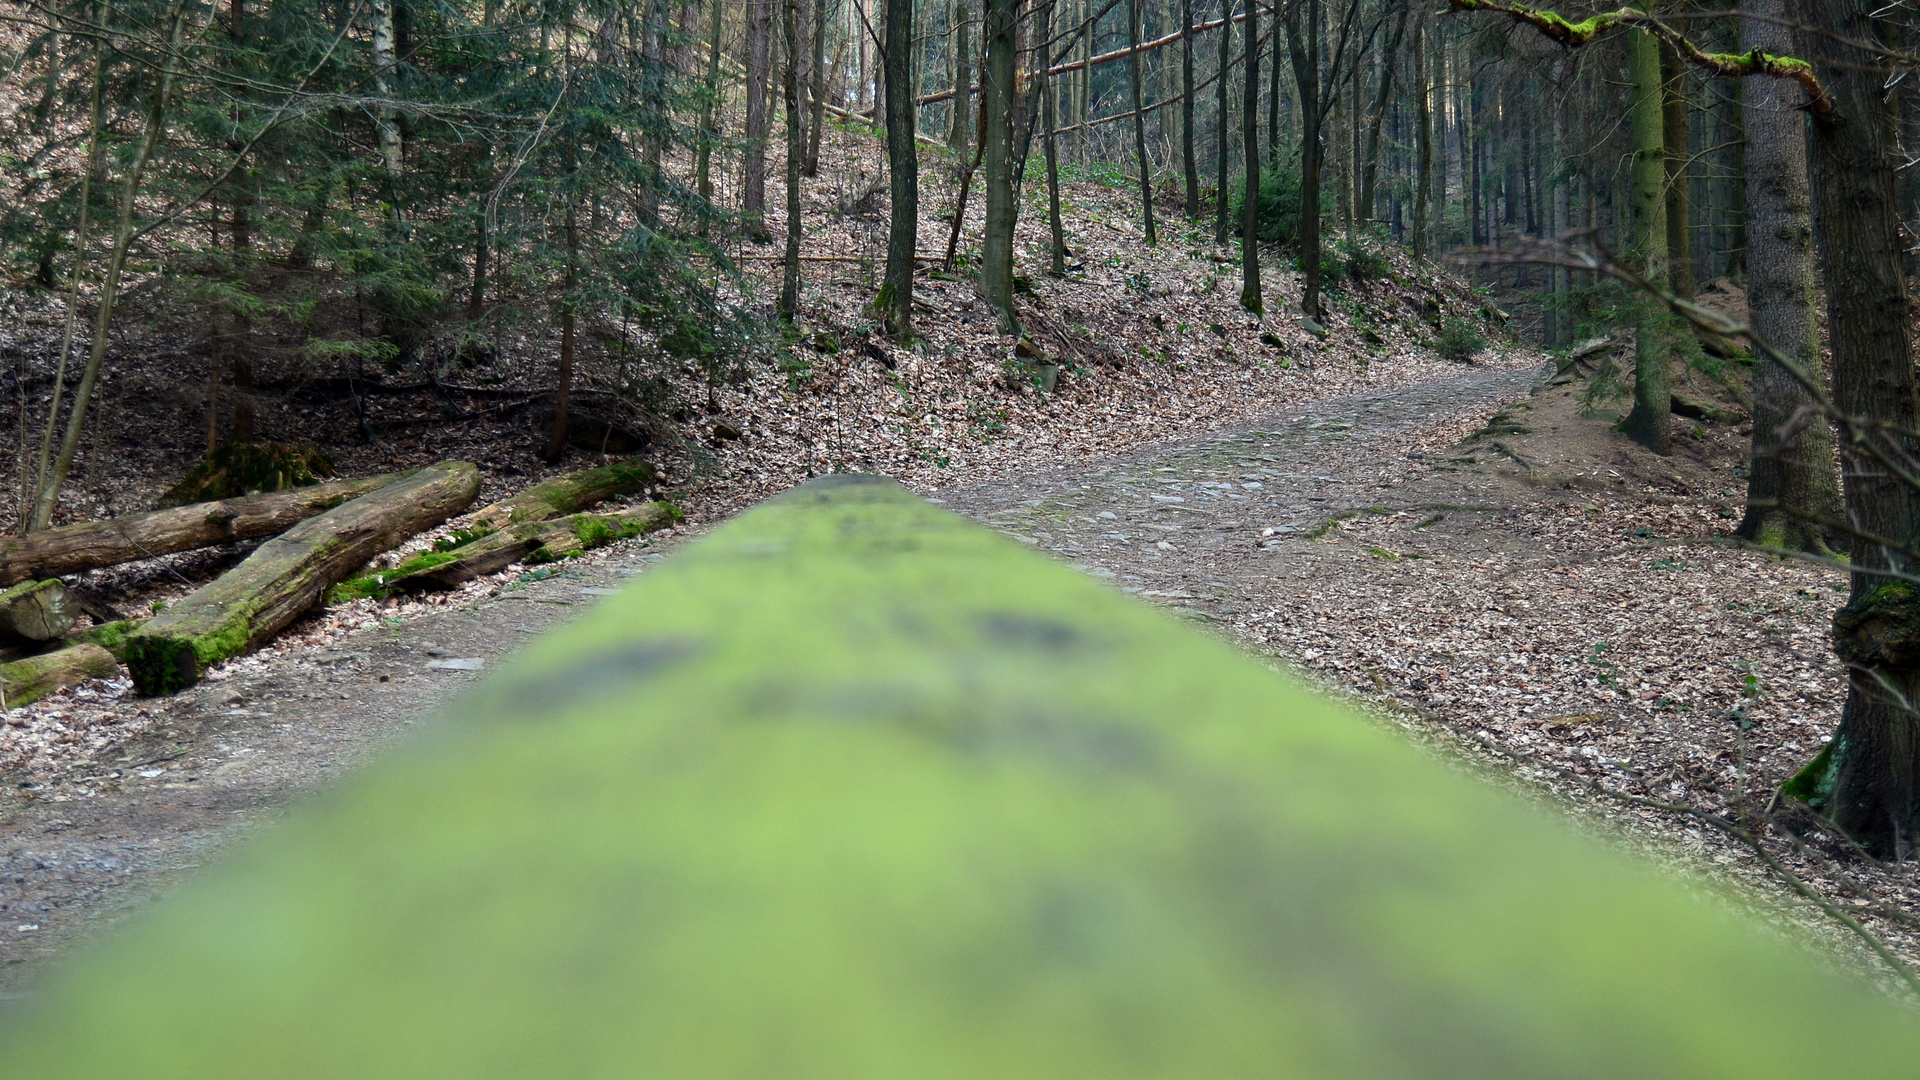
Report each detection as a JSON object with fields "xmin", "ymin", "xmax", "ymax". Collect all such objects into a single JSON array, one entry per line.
[{"xmin": 2, "ymin": 475, "xmax": 1917, "ymax": 1077}]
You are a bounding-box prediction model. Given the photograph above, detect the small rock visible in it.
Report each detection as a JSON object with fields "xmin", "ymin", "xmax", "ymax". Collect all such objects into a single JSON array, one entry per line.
[
  {"xmin": 209, "ymin": 686, "xmax": 245, "ymax": 707},
  {"xmin": 1298, "ymin": 317, "xmax": 1329, "ymax": 338},
  {"xmin": 425, "ymin": 658, "xmax": 484, "ymax": 671},
  {"xmin": 712, "ymin": 421, "xmax": 743, "ymax": 440}
]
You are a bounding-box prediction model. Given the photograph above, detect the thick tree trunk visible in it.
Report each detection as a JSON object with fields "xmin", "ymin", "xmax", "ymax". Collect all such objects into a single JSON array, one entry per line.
[
  {"xmin": 124, "ymin": 461, "xmax": 481, "ymax": 695},
  {"xmin": 1799, "ymin": 0, "xmax": 1920, "ymax": 856},
  {"xmin": 1126, "ymin": 0, "xmax": 1156, "ymax": 244},
  {"xmin": 470, "ymin": 459, "xmax": 654, "ymax": 530},
  {"xmin": 1624, "ymin": 30, "xmax": 1671, "ymax": 454},
  {"xmin": 0, "ymin": 474, "xmax": 406, "ymax": 588},
  {"xmin": 745, "ymin": 0, "xmax": 774, "ymax": 240},
  {"xmin": 340, "ymin": 502, "xmax": 679, "ymax": 594},
  {"xmin": 0, "ymin": 580, "xmax": 75, "ymax": 643},
  {"xmin": 977, "ymin": 0, "xmax": 1018, "ymax": 329},
  {"xmin": 1238, "ymin": 0, "xmax": 1260, "ymax": 313},
  {"xmin": 780, "ymin": 0, "xmax": 805, "ymax": 321},
  {"xmin": 0, "ymin": 644, "xmax": 117, "ymax": 711},
  {"xmin": 1733, "ymin": 0, "xmax": 1841, "ymax": 555},
  {"xmin": 876, "ymin": 0, "xmax": 920, "ymax": 338}
]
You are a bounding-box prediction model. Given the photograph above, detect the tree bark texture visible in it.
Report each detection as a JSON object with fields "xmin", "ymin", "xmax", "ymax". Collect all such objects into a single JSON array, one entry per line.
[
  {"xmin": 469, "ymin": 459, "xmax": 654, "ymax": 530},
  {"xmin": 780, "ymin": 0, "xmax": 805, "ymax": 320},
  {"xmin": 0, "ymin": 580, "xmax": 75, "ymax": 644},
  {"xmin": 878, "ymin": 0, "xmax": 920, "ymax": 338},
  {"xmin": 745, "ymin": 0, "xmax": 774, "ymax": 240},
  {"xmin": 1126, "ymin": 0, "xmax": 1156, "ymax": 244},
  {"xmin": 1285, "ymin": 0, "xmax": 1322, "ymax": 317},
  {"xmin": 1180, "ymin": 0, "xmax": 1198, "ymax": 218},
  {"xmin": 1238, "ymin": 0, "xmax": 1260, "ymax": 313},
  {"xmin": 978, "ymin": 0, "xmax": 1019, "ymax": 328},
  {"xmin": 0, "ymin": 473, "xmax": 406, "ymax": 588},
  {"xmin": 1412, "ymin": 19, "xmax": 1429, "ymax": 260},
  {"xmin": 948, "ymin": 0, "xmax": 971, "ymax": 150},
  {"xmin": 1733, "ymin": 0, "xmax": 1841, "ymax": 556},
  {"xmin": 1213, "ymin": 0, "xmax": 1233, "ymax": 241},
  {"xmin": 1660, "ymin": 41, "xmax": 1692, "ymax": 299},
  {"xmin": 1802, "ymin": 0, "xmax": 1920, "ymax": 855},
  {"xmin": 1625, "ymin": 30, "xmax": 1671, "ymax": 454},
  {"xmin": 0, "ymin": 645, "xmax": 117, "ymax": 711},
  {"xmin": 342, "ymin": 502, "xmax": 679, "ymax": 594},
  {"xmin": 124, "ymin": 461, "xmax": 481, "ymax": 695}
]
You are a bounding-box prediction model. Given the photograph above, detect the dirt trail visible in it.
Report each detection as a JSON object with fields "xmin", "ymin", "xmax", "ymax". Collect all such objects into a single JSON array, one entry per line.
[{"xmin": 0, "ymin": 358, "xmax": 1889, "ymax": 995}]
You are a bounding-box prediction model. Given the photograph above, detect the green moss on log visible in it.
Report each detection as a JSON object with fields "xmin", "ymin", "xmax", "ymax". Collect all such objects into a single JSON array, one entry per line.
[
  {"xmin": 0, "ymin": 644, "xmax": 118, "ymax": 709},
  {"xmin": 66, "ymin": 619, "xmax": 137, "ymax": 659}
]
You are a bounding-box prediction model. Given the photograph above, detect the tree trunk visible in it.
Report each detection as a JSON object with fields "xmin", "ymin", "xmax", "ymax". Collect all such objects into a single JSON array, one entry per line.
[
  {"xmin": 780, "ymin": 0, "xmax": 805, "ymax": 321},
  {"xmin": 1733, "ymin": 0, "xmax": 1841, "ymax": 555},
  {"xmin": 1357, "ymin": 2, "xmax": 1408, "ymax": 225},
  {"xmin": 124, "ymin": 462, "xmax": 481, "ymax": 696},
  {"xmin": 695, "ymin": 0, "xmax": 725, "ymax": 220},
  {"xmin": 1412, "ymin": 18, "xmax": 1430, "ymax": 260},
  {"xmin": 1214, "ymin": 0, "xmax": 1233, "ymax": 242},
  {"xmin": 1180, "ymin": 0, "xmax": 1198, "ymax": 218},
  {"xmin": 27, "ymin": 0, "xmax": 192, "ymax": 534},
  {"xmin": 0, "ymin": 580, "xmax": 75, "ymax": 644},
  {"xmin": 339, "ymin": 502, "xmax": 679, "ymax": 595},
  {"xmin": 977, "ymin": 0, "xmax": 1018, "ymax": 329},
  {"xmin": 1238, "ymin": 0, "xmax": 1260, "ymax": 313},
  {"xmin": 806, "ymin": 0, "xmax": 830, "ymax": 174},
  {"xmin": 745, "ymin": 0, "xmax": 774, "ymax": 240},
  {"xmin": 0, "ymin": 644, "xmax": 117, "ymax": 711},
  {"xmin": 1661, "ymin": 41, "xmax": 1693, "ymax": 299},
  {"xmin": 546, "ymin": 208, "xmax": 579, "ymax": 461},
  {"xmin": 1126, "ymin": 0, "xmax": 1156, "ymax": 245},
  {"xmin": 876, "ymin": 0, "xmax": 920, "ymax": 338},
  {"xmin": 469, "ymin": 459, "xmax": 655, "ymax": 529},
  {"xmin": 1624, "ymin": 29, "xmax": 1671, "ymax": 455},
  {"xmin": 0, "ymin": 473, "xmax": 407, "ymax": 587},
  {"xmin": 948, "ymin": 0, "xmax": 971, "ymax": 150},
  {"xmin": 1798, "ymin": 0, "xmax": 1920, "ymax": 855},
  {"xmin": 1044, "ymin": 47, "xmax": 1067, "ymax": 273},
  {"xmin": 1285, "ymin": 0, "xmax": 1321, "ymax": 317}
]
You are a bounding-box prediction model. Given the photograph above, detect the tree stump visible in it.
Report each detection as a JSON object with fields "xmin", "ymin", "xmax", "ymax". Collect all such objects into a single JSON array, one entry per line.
[{"xmin": 0, "ymin": 580, "xmax": 76, "ymax": 643}]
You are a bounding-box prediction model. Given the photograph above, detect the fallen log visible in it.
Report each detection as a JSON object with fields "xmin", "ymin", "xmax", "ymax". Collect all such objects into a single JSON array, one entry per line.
[
  {"xmin": 0, "ymin": 644, "xmax": 118, "ymax": 709},
  {"xmin": 125, "ymin": 462, "xmax": 482, "ymax": 696},
  {"xmin": 468, "ymin": 458, "xmax": 654, "ymax": 529},
  {"xmin": 0, "ymin": 472, "xmax": 408, "ymax": 588},
  {"xmin": 331, "ymin": 501, "xmax": 679, "ymax": 599},
  {"xmin": 0, "ymin": 580, "xmax": 76, "ymax": 643}
]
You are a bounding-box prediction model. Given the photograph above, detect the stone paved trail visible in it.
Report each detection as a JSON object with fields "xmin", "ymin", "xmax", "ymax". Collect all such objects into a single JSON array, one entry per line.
[
  {"xmin": 0, "ymin": 363, "xmax": 1547, "ymax": 993},
  {"xmin": 934, "ymin": 366, "xmax": 1542, "ymax": 622}
]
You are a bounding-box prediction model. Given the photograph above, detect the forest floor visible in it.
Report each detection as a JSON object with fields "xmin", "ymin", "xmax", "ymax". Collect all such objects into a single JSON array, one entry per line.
[{"xmin": 0, "ymin": 123, "xmax": 1909, "ymax": 997}]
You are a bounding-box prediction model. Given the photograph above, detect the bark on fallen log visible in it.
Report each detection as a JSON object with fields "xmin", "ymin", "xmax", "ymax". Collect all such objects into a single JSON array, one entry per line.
[
  {"xmin": 333, "ymin": 502, "xmax": 679, "ymax": 598},
  {"xmin": 0, "ymin": 472, "xmax": 408, "ymax": 588},
  {"xmin": 0, "ymin": 644, "xmax": 118, "ymax": 709},
  {"xmin": 468, "ymin": 458, "xmax": 654, "ymax": 529},
  {"xmin": 125, "ymin": 462, "xmax": 482, "ymax": 696},
  {"xmin": 0, "ymin": 580, "xmax": 76, "ymax": 643}
]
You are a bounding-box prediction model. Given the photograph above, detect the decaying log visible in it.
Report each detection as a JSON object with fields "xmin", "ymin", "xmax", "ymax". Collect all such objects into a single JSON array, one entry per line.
[
  {"xmin": 125, "ymin": 462, "xmax": 482, "ymax": 696},
  {"xmin": 335, "ymin": 502, "xmax": 679, "ymax": 598},
  {"xmin": 0, "ymin": 472, "xmax": 408, "ymax": 588},
  {"xmin": 0, "ymin": 580, "xmax": 76, "ymax": 642},
  {"xmin": 467, "ymin": 458, "xmax": 654, "ymax": 529},
  {"xmin": 0, "ymin": 644, "xmax": 118, "ymax": 709}
]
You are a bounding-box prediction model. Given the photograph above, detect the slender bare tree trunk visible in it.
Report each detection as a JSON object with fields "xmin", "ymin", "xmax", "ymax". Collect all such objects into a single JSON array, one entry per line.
[
  {"xmin": 545, "ymin": 207, "xmax": 579, "ymax": 461},
  {"xmin": 1238, "ymin": 0, "xmax": 1259, "ymax": 313},
  {"xmin": 977, "ymin": 0, "xmax": 1018, "ymax": 328},
  {"xmin": 1126, "ymin": 0, "xmax": 1156, "ymax": 243},
  {"xmin": 1661, "ymin": 40, "xmax": 1693, "ymax": 299},
  {"xmin": 29, "ymin": 0, "xmax": 193, "ymax": 533},
  {"xmin": 780, "ymin": 0, "xmax": 805, "ymax": 319},
  {"xmin": 806, "ymin": 0, "xmax": 830, "ymax": 173},
  {"xmin": 1357, "ymin": 1, "xmax": 1408, "ymax": 225},
  {"xmin": 1213, "ymin": 0, "xmax": 1233, "ymax": 242},
  {"xmin": 1624, "ymin": 29, "xmax": 1672, "ymax": 454},
  {"xmin": 1180, "ymin": 0, "xmax": 1198, "ymax": 218},
  {"xmin": 948, "ymin": 0, "xmax": 971, "ymax": 150},
  {"xmin": 1411, "ymin": 17, "xmax": 1430, "ymax": 261}
]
